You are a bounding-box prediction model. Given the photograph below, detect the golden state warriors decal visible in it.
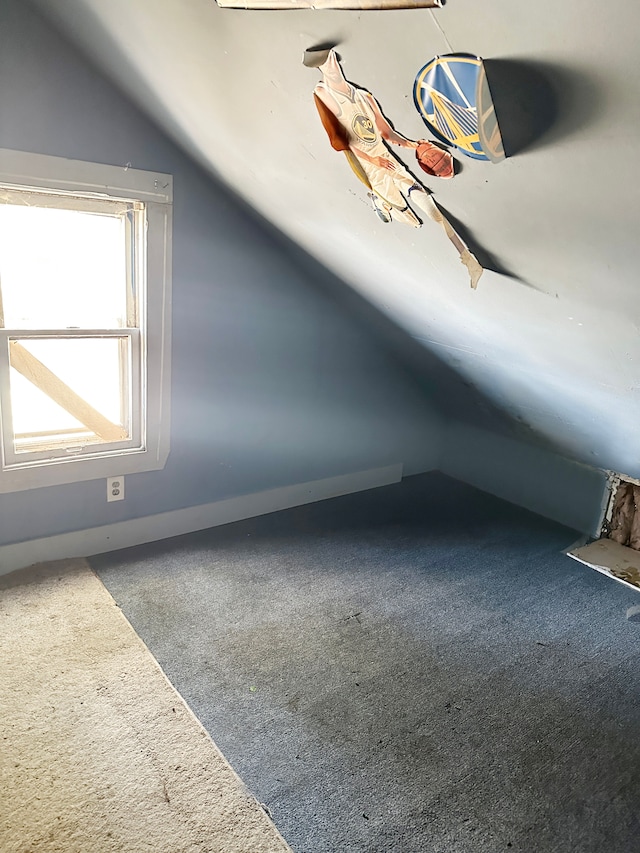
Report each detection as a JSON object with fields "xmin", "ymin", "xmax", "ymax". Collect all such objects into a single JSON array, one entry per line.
[
  {"xmin": 476, "ymin": 61, "xmax": 505, "ymax": 163},
  {"xmin": 413, "ymin": 54, "xmax": 502, "ymax": 162},
  {"xmin": 352, "ymin": 113, "xmax": 377, "ymax": 144}
]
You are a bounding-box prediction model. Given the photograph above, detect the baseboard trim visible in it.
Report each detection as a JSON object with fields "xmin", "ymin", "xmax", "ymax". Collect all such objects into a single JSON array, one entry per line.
[{"xmin": 0, "ymin": 463, "xmax": 404, "ymax": 576}]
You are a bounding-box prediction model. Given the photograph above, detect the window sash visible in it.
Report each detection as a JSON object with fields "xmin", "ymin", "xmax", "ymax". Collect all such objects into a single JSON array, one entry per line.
[
  {"xmin": 0, "ymin": 185, "xmax": 144, "ymax": 216},
  {"xmin": 0, "ymin": 193, "xmax": 145, "ymax": 331},
  {"xmin": 0, "ymin": 329, "xmax": 143, "ymax": 468}
]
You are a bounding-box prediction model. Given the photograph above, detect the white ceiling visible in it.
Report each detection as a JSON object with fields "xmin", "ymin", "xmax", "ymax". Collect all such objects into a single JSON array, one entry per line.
[{"xmin": 36, "ymin": 0, "xmax": 640, "ymax": 475}]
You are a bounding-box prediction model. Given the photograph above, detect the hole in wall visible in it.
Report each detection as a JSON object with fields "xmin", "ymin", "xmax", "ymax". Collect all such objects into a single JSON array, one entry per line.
[
  {"xmin": 602, "ymin": 475, "xmax": 640, "ymax": 552},
  {"xmin": 567, "ymin": 474, "xmax": 640, "ymax": 594}
]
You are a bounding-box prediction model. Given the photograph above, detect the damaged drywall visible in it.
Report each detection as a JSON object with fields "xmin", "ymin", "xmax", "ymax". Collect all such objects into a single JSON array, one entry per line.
[
  {"xmin": 569, "ymin": 538, "xmax": 640, "ymax": 593},
  {"xmin": 603, "ymin": 477, "xmax": 640, "ymax": 552},
  {"xmin": 567, "ymin": 474, "xmax": 640, "ymax": 593}
]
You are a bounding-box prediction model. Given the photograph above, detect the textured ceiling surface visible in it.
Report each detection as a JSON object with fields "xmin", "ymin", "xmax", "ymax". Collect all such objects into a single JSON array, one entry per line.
[{"xmin": 35, "ymin": 0, "xmax": 640, "ymax": 475}]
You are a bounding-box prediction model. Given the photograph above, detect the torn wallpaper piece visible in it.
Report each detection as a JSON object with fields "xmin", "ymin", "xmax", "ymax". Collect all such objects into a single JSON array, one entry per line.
[
  {"xmin": 414, "ymin": 54, "xmax": 505, "ymax": 162},
  {"xmin": 217, "ymin": 0, "xmax": 442, "ymax": 9},
  {"xmin": 305, "ymin": 48, "xmax": 483, "ymax": 288}
]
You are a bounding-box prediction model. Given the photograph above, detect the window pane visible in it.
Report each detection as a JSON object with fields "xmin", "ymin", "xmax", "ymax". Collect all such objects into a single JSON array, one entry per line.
[
  {"xmin": 8, "ymin": 337, "xmax": 131, "ymax": 452},
  {"xmin": 0, "ymin": 203, "xmax": 130, "ymax": 329}
]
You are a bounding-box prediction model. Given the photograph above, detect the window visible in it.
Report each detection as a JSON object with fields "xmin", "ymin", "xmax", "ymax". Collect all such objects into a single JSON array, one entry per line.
[{"xmin": 0, "ymin": 149, "xmax": 172, "ymax": 493}]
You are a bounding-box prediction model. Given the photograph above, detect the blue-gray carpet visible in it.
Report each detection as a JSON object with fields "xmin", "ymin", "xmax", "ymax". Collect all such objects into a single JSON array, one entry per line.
[{"xmin": 91, "ymin": 473, "xmax": 640, "ymax": 853}]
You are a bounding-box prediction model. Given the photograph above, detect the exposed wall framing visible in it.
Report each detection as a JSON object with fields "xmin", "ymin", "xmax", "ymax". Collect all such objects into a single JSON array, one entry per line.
[{"xmin": 600, "ymin": 472, "xmax": 640, "ymax": 550}]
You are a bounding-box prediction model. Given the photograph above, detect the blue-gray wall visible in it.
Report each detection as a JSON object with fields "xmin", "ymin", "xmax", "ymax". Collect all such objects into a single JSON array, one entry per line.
[
  {"xmin": 0, "ymin": 0, "xmax": 442, "ymax": 547},
  {"xmin": 440, "ymin": 423, "xmax": 608, "ymax": 537}
]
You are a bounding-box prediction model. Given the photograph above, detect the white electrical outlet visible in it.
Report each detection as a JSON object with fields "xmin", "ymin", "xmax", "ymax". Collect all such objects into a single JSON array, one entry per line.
[{"xmin": 107, "ymin": 476, "xmax": 125, "ymax": 502}]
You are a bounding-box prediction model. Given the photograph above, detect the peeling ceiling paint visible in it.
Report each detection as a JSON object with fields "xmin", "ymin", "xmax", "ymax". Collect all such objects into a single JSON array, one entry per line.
[{"xmin": 34, "ymin": 0, "xmax": 640, "ymax": 474}]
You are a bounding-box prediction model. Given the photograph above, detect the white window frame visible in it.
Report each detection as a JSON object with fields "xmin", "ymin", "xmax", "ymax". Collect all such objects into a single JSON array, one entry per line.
[{"xmin": 0, "ymin": 149, "xmax": 172, "ymax": 493}]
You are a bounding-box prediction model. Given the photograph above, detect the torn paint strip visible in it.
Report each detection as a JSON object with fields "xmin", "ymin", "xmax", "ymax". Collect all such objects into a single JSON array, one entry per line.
[{"xmin": 217, "ymin": 0, "xmax": 441, "ymax": 8}]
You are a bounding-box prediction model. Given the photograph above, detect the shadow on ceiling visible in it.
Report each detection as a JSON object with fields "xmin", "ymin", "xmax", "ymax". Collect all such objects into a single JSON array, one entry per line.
[{"xmin": 484, "ymin": 59, "xmax": 606, "ymax": 157}]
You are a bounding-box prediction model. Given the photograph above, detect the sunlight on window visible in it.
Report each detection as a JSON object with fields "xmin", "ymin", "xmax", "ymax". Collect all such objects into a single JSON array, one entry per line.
[
  {"xmin": 9, "ymin": 338, "xmax": 128, "ymax": 449},
  {"xmin": 0, "ymin": 204, "xmax": 128, "ymax": 329},
  {"xmin": 0, "ymin": 197, "xmax": 137, "ymax": 453}
]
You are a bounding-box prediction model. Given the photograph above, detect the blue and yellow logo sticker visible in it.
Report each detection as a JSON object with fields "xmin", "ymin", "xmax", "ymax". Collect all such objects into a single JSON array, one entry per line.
[
  {"xmin": 352, "ymin": 113, "xmax": 376, "ymax": 144},
  {"xmin": 414, "ymin": 54, "xmax": 494, "ymax": 161}
]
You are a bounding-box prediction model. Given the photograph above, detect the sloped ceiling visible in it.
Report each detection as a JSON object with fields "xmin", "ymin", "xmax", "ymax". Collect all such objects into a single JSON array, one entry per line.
[{"xmin": 35, "ymin": 0, "xmax": 640, "ymax": 475}]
